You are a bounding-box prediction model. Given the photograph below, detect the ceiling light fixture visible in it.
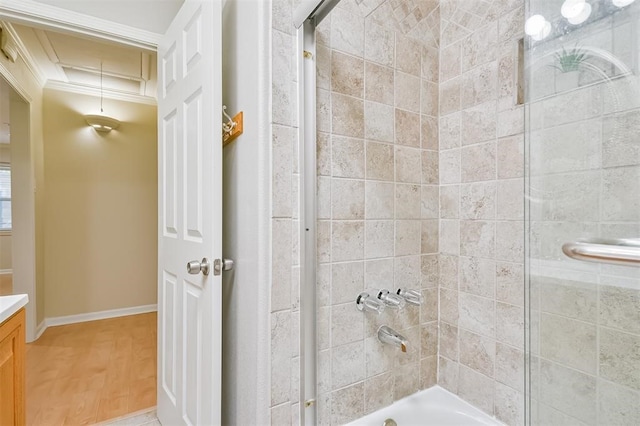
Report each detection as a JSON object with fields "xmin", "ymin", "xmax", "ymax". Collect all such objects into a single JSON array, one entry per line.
[{"xmin": 85, "ymin": 62, "xmax": 120, "ymax": 133}]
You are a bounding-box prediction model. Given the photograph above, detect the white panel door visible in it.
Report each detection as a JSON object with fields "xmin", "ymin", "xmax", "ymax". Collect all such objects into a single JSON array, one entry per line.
[{"xmin": 157, "ymin": 1, "xmax": 221, "ymax": 425}]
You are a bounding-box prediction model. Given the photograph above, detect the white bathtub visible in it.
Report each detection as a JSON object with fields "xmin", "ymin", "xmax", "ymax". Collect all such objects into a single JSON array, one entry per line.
[{"xmin": 347, "ymin": 386, "xmax": 505, "ymax": 426}]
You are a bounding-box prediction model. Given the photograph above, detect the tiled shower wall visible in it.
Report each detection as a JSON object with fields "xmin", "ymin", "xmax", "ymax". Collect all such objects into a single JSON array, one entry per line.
[
  {"xmin": 269, "ymin": 0, "xmax": 527, "ymax": 424},
  {"xmin": 313, "ymin": 0, "xmax": 440, "ymax": 424},
  {"xmin": 436, "ymin": 1, "xmax": 526, "ymax": 424}
]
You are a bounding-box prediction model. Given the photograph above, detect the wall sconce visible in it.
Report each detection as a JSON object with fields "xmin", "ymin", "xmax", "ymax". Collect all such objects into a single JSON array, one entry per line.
[
  {"xmin": 85, "ymin": 114, "xmax": 120, "ymax": 133},
  {"xmin": 85, "ymin": 61, "xmax": 120, "ymax": 133}
]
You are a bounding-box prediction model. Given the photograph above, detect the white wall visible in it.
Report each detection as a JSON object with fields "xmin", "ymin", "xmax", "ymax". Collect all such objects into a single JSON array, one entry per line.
[{"xmin": 221, "ymin": 0, "xmax": 271, "ymax": 424}]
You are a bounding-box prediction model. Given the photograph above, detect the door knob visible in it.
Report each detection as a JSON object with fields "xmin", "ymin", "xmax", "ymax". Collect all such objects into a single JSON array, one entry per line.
[
  {"xmin": 187, "ymin": 258, "xmax": 210, "ymax": 275},
  {"xmin": 212, "ymin": 258, "xmax": 234, "ymax": 275}
]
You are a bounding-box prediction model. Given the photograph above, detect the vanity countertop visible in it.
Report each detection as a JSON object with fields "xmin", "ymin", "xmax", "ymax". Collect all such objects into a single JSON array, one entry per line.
[{"xmin": 0, "ymin": 294, "xmax": 28, "ymax": 325}]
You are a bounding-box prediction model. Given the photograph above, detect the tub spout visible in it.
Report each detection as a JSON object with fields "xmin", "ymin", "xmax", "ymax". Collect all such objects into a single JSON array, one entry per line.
[{"xmin": 378, "ymin": 325, "xmax": 408, "ymax": 353}]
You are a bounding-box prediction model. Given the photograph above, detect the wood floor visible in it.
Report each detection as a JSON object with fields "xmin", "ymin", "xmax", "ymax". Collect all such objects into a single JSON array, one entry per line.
[
  {"xmin": 0, "ymin": 273, "xmax": 12, "ymax": 295},
  {"xmin": 26, "ymin": 313, "xmax": 157, "ymax": 425}
]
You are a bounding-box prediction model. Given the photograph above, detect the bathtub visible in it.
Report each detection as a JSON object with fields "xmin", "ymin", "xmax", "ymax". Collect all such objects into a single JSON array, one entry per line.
[{"xmin": 347, "ymin": 386, "xmax": 504, "ymax": 426}]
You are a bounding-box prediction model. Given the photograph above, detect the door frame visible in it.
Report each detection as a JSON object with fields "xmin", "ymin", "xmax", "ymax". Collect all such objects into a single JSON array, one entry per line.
[{"xmin": 0, "ymin": 2, "xmax": 166, "ymax": 342}]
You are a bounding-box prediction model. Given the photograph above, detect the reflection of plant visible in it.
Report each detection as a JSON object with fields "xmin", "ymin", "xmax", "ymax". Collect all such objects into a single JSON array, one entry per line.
[{"xmin": 552, "ymin": 45, "xmax": 590, "ymax": 73}]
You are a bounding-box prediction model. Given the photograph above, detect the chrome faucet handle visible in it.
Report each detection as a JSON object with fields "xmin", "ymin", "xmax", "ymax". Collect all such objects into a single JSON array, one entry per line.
[
  {"xmin": 396, "ymin": 288, "xmax": 423, "ymax": 306},
  {"xmin": 377, "ymin": 289, "xmax": 406, "ymax": 309},
  {"xmin": 356, "ymin": 292, "xmax": 385, "ymax": 315}
]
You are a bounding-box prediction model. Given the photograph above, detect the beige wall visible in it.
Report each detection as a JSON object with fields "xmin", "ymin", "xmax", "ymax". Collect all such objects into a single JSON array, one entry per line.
[{"xmin": 43, "ymin": 88, "xmax": 157, "ymax": 317}]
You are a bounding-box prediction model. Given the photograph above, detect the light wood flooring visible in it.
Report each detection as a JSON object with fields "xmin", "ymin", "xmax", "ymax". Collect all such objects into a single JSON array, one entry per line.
[
  {"xmin": 0, "ymin": 273, "xmax": 12, "ymax": 295},
  {"xmin": 26, "ymin": 313, "xmax": 157, "ymax": 425}
]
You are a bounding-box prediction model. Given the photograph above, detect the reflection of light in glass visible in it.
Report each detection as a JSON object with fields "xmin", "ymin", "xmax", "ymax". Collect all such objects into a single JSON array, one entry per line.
[
  {"xmin": 613, "ymin": 0, "xmax": 635, "ymax": 7},
  {"xmin": 525, "ymin": 15, "xmax": 551, "ymax": 40},
  {"xmin": 561, "ymin": 0, "xmax": 587, "ymax": 18},
  {"xmin": 561, "ymin": 0, "xmax": 592, "ymax": 25},
  {"xmin": 567, "ymin": 2, "xmax": 591, "ymax": 24}
]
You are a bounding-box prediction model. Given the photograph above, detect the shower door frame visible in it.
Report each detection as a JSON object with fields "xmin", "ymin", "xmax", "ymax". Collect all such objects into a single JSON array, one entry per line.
[{"xmin": 294, "ymin": 0, "xmax": 341, "ymax": 424}]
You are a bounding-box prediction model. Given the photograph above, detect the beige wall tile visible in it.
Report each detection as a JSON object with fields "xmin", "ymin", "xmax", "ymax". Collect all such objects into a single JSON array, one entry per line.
[
  {"xmin": 460, "ymin": 220, "xmax": 495, "ymax": 258},
  {"xmin": 421, "ymin": 219, "xmax": 439, "ymax": 254},
  {"xmin": 461, "ymin": 61, "xmax": 497, "ymax": 109},
  {"xmin": 599, "ymin": 284, "xmax": 640, "ymax": 335},
  {"xmin": 331, "ymin": 341, "xmax": 365, "ymax": 389},
  {"xmin": 331, "ymin": 262, "xmax": 364, "ymax": 305},
  {"xmin": 421, "ymin": 80, "xmax": 439, "ymax": 116},
  {"xmin": 332, "ymin": 221, "xmax": 365, "ymax": 262},
  {"xmin": 440, "ymin": 42, "xmax": 461, "ymax": 82},
  {"xmin": 421, "ymin": 254, "xmax": 440, "ymax": 289},
  {"xmin": 332, "ymin": 51, "xmax": 364, "ymax": 98},
  {"xmin": 439, "ymin": 148, "xmax": 461, "ymax": 184},
  {"xmin": 458, "ymin": 365, "xmax": 494, "ymax": 415},
  {"xmin": 332, "ymin": 136, "xmax": 365, "ymax": 179},
  {"xmin": 364, "ymin": 372, "xmax": 394, "ymax": 413},
  {"xmin": 365, "ymin": 181, "xmax": 395, "ymax": 219},
  {"xmin": 396, "ymin": 220, "xmax": 422, "ymax": 256},
  {"xmin": 331, "ymin": 179, "xmax": 365, "ymax": 220},
  {"xmin": 421, "ymin": 115, "xmax": 439, "ymax": 150},
  {"xmin": 365, "ymin": 220, "xmax": 395, "ymax": 259},
  {"xmin": 496, "ymin": 302, "xmax": 523, "ymax": 348},
  {"xmin": 541, "ymin": 313, "xmax": 597, "ymax": 374},
  {"xmin": 439, "ymin": 355, "xmax": 459, "ymax": 393},
  {"xmin": 396, "ymin": 146, "xmax": 422, "ymax": 183},
  {"xmin": 366, "ymin": 141, "xmax": 395, "ymax": 181},
  {"xmin": 331, "ymin": 7, "xmax": 364, "ymax": 57},
  {"xmin": 461, "ymin": 20, "xmax": 497, "ymax": 72},
  {"xmin": 440, "ymin": 288, "xmax": 459, "ymax": 325},
  {"xmin": 440, "ymin": 112, "xmax": 461, "ymax": 150},
  {"xmin": 460, "ymin": 182, "xmax": 497, "ymax": 220},
  {"xmin": 439, "ymin": 254, "xmax": 459, "ymax": 289},
  {"xmin": 365, "ymin": 101, "xmax": 395, "ymax": 142},
  {"xmin": 600, "ymin": 328, "xmax": 640, "ymax": 391},
  {"xmin": 494, "ymin": 383, "xmax": 524, "ymax": 426},
  {"xmin": 461, "ymin": 101, "xmax": 497, "ymax": 145},
  {"xmin": 365, "ymin": 62, "xmax": 395, "ymax": 105},
  {"xmin": 440, "ymin": 184, "xmax": 459, "ymax": 219},
  {"xmin": 421, "ymin": 185, "xmax": 439, "ymax": 219},
  {"xmin": 459, "ymin": 292, "xmax": 495, "ymax": 337},
  {"xmin": 461, "ymin": 142, "xmax": 496, "ymax": 182},
  {"xmin": 364, "ymin": 20, "xmax": 395, "ymax": 67},
  {"xmin": 459, "ymin": 329, "xmax": 495, "ymax": 377},
  {"xmin": 496, "ymin": 262, "xmax": 524, "ymax": 307},
  {"xmin": 332, "ymin": 93, "xmax": 365, "ymax": 138},
  {"xmin": 396, "ymin": 183, "xmax": 422, "ymax": 219},
  {"xmin": 420, "ymin": 356, "xmax": 438, "ymax": 389},
  {"xmin": 331, "ymin": 383, "xmax": 364, "ymax": 424},
  {"xmin": 539, "ymin": 360, "xmax": 596, "ymax": 424},
  {"xmin": 422, "ymin": 150, "xmax": 439, "ymax": 184},
  {"xmin": 440, "ymin": 321, "xmax": 459, "ymax": 361},
  {"xmin": 460, "ymin": 256, "xmax": 496, "ymax": 299},
  {"xmin": 396, "ymin": 34, "xmax": 422, "ymax": 76},
  {"xmin": 495, "ymin": 342, "xmax": 524, "ymax": 391},
  {"xmin": 440, "ymin": 77, "xmax": 461, "ymax": 115},
  {"xmin": 395, "ymin": 109, "xmax": 421, "ymax": 147},
  {"xmin": 395, "ymin": 71, "xmax": 422, "ymax": 113},
  {"xmin": 440, "ymin": 219, "xmax": 460, "ymax": 255}
]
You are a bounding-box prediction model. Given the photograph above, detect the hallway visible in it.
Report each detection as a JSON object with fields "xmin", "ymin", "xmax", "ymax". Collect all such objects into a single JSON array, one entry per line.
[{"xmin": 26, "ymin": 313, "xmax": 156, "ymax": 425}]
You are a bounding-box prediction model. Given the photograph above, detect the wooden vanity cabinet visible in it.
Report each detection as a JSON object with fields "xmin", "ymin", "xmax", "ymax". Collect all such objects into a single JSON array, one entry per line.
[{"xmin": 0, "ymin": 308, "xmax": 25, "ymax": 426}]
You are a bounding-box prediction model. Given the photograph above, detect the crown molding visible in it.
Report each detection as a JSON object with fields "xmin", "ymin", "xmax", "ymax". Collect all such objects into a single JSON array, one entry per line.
[
  {"xmin": 45, "ymin": 80, "xmax": 157, "ymax": 106},
  {"xmin": 0, "ymin": 0, "xmax": 161, "ymax": 51},
  {"xmin": 0, "ymin": 21, "xmax": 45, "ymax": 85}
]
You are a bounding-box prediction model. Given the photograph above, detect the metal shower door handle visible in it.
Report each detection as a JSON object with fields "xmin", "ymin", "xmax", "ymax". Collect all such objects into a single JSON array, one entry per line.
[{"xmin": 562, "ymin": 238, "xmax": 640, "ymax": 267}]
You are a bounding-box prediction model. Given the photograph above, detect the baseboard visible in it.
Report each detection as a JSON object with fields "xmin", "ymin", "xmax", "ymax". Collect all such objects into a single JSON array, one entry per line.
[
  {"xmin": 0, "ymin": 269, "xmax": 12, "ymax": 275},
  {"xmin": 34, "ymin": 320, "xmax": 47, "ymax": 340},
  {"xmin": 41, "ymin": 304, "xmax": 157, "ymax": 332}
]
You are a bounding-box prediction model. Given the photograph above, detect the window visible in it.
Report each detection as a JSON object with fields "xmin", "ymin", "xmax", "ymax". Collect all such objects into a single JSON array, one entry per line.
[{"xmin": 0, "ymin": 163, "xmax": 10, "ymax": 231}]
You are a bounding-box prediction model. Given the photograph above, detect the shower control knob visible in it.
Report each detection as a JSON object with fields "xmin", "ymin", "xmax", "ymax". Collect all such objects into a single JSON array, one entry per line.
[{"xmin": 377, "ymin": 289, "xmax": 406, "ymax": 309}]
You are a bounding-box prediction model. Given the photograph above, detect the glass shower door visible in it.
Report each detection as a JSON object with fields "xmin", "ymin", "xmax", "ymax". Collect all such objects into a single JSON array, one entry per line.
[{"xmin": 525, "ymin": 0, "xmax": 640, "ymax": 424}]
